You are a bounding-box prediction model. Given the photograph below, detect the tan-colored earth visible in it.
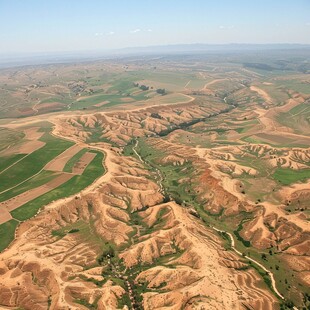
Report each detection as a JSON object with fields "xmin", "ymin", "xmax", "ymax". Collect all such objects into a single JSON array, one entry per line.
[{"xmin": 0, "ymin": 60, "xmax": 309, "ymax": 310}]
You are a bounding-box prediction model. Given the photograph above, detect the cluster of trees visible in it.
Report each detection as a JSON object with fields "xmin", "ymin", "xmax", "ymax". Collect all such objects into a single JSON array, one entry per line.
[
  {"xmin": 150, "ymin": 112, "xmax": 163, "ymax": 119},
  {"xmin": 280, "ymin": 300, "xmax": 295, "ymax": 310},
  {"xmin": 140, "ymin": 85, "xmax": 149, "ymax": 91},
  {"xmin": 156, "ymin": 88, "xmax": 166, "ymax": 95},
  {"xmin": 133, "ymin": 82, "xmax": 166, "ymax": 95},
  {"xmin": 97, "ymin": 245, "xmax": 115, "ymax": 265},
  {"xmin": 133, "ymin": 82, "xmax": 149, "ymax": 91}
]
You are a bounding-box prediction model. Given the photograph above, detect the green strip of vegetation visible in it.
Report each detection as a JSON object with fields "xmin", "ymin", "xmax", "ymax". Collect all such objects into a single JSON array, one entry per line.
[
  {"xmin": 273, "ymin": 168, "xmax": 310, "ymax": 185},
  {"xmin": 0, "ymin": 170, "xmax": 56, "ymax": 202},
  {"xmin": 74, "ymin": 298, "xmax": 98, "ymax": 310},
  {"xmin": 70, "ymin": 91, "xmax": 148, "ymax": 110},
  {"xmin": 63, "ymin": 148, "xmax": 88, "ymax": 172},
  {"xmin": 0, "ymin": 154, "xmax": 25, "ymax": 172},
  {"xmin": 233, "ymin": 222, "xmax": 251, "ymax": 247},
  {"xmin": 0, "ymin": 219, "xmax": 19, "ymax": 252},
  {"xmin": 241, "ymin": 136, "xmax": 267, "ymax": 145},
  {"xmin": 249, "ymin": 262, "xmax": 274, "ymax": 294}
]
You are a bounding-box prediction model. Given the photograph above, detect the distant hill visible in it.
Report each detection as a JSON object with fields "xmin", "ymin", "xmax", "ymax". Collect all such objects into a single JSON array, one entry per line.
[
  {"xmin": 117, "ymin": 43, "xmax": 310, "ymax": 55},
  {"xmin": 1, "ymin": 43, "xmax": 310, "ymax": 68}
]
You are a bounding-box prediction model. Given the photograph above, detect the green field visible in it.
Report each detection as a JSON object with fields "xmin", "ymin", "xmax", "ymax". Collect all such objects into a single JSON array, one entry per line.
[
  {"xmin": 71, "ymin": 93, "xmax": 148, "ymax": 110},
  {"xmin": 0, "ymin": 127, "xmax": 25, "ymax": 152},
  {"xmin": 0, "ymin": 150, "xmax": 105, "ymax": 252},
  {"xmin": 0, "ymin": 170, "xmax": 56, "ymax": 202},
  {"xmin": 64, "ymin": 71, "xmax": 177, "ymax": 110},
  {"xmin": 0, "ymin": 127, "xmax": 74, "ymax": 193},
  {"xmin": 254, "ymin": 83, "xmax": 290, "ymax": 104},
  {"xmin": 135, "ymin": 70, "xmax": 205, "ymax": 90},
  {"xmin": 11, "ymin": 150, "xmax": 104, "ymax": 221},
  {"xmin": 40, "ymin": 96, "xmax": 71, "ymax": 106},
  {"xmin": 0, "ymin": 153, "xmax": 25, "ymax": 172},
  {"xmin": 276, "ymin": 102, "xmax": 310, "ymax": 135},
  {"xmin": 273, "ymin": 168, "xmax": 310, "ymax": 185},
  {"xmin": 275, "ymin": 79, "xmax": 310, "ymax": 94},
  {"xmin": 241, "ymin": 135, "xmax": 309, "ymax": 148},
  {"xmin": 0, "ymin": 219, "xmax": 19, "ymax": 251},
  {"xmin": 154, "ymin": 93, "xmax": 189, "ymax": 104},
  {"xmin": 63, "ymin": 148, "xmax": 88, "ymax": 172}
]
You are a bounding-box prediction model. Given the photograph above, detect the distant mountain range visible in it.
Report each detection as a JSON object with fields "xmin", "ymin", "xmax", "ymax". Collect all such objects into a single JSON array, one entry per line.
[
  {"xmin": 117, "ymin": 43, "xmax": 310, "ymax": 54},
  {"xmin": 1, "ymin": 43, "xmax": 310, "ymax": 68}
]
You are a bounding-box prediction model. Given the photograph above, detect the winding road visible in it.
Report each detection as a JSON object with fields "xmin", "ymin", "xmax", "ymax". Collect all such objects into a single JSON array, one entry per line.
[{"xmin": 211, "ymin": 226, "xmax": 285, "ymax": 301}]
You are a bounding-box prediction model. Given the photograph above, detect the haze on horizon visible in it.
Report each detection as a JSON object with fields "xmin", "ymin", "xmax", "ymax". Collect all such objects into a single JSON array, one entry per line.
[{"xmin": 0, "ymin": 0, "xmax": 310, "ymax": 55}]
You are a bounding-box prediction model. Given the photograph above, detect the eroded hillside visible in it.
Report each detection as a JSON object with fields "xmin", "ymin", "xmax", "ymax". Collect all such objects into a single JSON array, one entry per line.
[{"xmin": 0, "ymin": 56, "xmax": 309, "ymax": 309}]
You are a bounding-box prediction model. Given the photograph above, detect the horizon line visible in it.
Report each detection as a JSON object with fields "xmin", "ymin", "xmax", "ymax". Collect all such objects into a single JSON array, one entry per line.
[{"xmin": 1, "ymin": 42, "xmax": 310, "ymax": 57}]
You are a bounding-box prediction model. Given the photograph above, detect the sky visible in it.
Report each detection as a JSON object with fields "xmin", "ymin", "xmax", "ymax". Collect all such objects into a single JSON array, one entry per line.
[{"xmin": 0, "ymin": 0, "xmax": 310, "ymax": 54}]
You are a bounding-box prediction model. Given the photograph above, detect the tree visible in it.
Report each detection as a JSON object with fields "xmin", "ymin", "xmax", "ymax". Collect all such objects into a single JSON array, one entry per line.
[
  {"xmin": 156, "ymin": 88, "xmax": 166, "ymax": 95},
  {"xmin": 140, "ymin": 85, "xmax": 149, "ymax": 91}
]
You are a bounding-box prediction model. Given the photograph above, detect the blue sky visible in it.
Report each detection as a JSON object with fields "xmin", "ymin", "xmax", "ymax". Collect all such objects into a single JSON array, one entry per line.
[{"xmin": 0, "ymin": 0, "xmax": 309, "ymax": 53}]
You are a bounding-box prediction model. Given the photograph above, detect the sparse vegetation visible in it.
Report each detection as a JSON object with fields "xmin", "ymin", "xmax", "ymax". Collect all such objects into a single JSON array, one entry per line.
[
  {"xmin": 0, "ymin": 50, "xmax": 310, "ymax": 309},
  {"xmin": 156, "ymin": 88, "xmax": 166, "ymax": 95}
]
